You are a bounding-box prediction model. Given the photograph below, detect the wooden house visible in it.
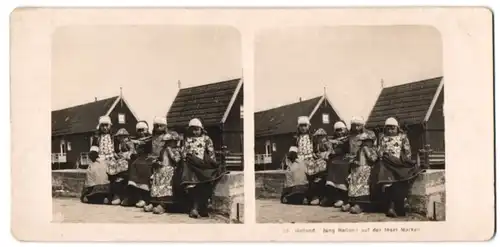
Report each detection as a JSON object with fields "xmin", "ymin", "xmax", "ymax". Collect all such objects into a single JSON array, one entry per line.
[
  {"xmin": 254, "ymin": 95, "xmax": 342, "ymax": 170},
  {"xmin": 51, "ymin": 95, "xmax": 139, "ymax": 169},
  {"xmin": 365, "ymin": 76, "xmax": 445, "ymax": 168},
  {"xmin": 167, "ymin": 78, "xmax": 244, "ymax": 171}
]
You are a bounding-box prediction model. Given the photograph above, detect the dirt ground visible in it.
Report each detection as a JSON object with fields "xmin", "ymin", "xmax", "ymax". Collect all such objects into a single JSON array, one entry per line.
[
  {"xmin": 256, "ymin": 199, "xmax": 427, "ymax": 223},
  {"xmin": 52, "ymin": 198, "xmax": 226, "ymax": 224}
]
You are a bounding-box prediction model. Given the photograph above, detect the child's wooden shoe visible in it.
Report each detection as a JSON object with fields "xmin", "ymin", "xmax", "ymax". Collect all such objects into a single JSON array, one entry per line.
[
  {"xmin": 333, "ymin": 200, "xmax": 344, "ymax": 208},
  {"xmin": 189, "ymin": 209, "xmax": 200, "ymax": 218},
  {"xmin": 111, "ymin": 197, "xmax": 121, "ymax": 205},
  {"xmin": 135, "ymin": 200, "xmax": 146, "ymax": 208},
  {"xmin": 143, "ymin": 204, "xmax": 154, "ymax": 212},
  {"xmin": 310, "ymin": 198, "xmax": 320, "ymax": 205},
  {"xmin": 386, "ymin": 208, "xmax": 398, "ymax": 218},
  {"xmin": 341, "ymin": 203, "xmax": 351, "ymax": 212},
  {"xmin": 349, "ymin": 204, "xmax": 363, "ymax": 214},
  {"xmin": 153, "ymin": 205, "xmax": 166, "ymax": 214}
]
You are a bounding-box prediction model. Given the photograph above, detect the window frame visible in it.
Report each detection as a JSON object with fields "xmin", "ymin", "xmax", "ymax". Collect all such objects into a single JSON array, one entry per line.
[
  {"xmin": 118, "ymin": 113, "xmax": 126, "ymax": 124},
  {"xmin": 322, "ymin": 113, "xmax": 330, "ymax": 124}
]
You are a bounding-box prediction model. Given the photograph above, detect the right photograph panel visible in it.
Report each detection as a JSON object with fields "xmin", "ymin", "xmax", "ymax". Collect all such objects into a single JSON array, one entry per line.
[{"xmin": 253, "ymin": 26, "xmax": 445, "ymax": 223}]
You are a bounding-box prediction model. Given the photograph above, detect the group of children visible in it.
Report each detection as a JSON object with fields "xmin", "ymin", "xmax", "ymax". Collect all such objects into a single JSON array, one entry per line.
[
  {"xmin": 281, "ymin": 115, "xmax": 423, "ymax": 218},
  {"xmin": 81, "ymin": 115, "xmax": 227, "ymax": 219}
]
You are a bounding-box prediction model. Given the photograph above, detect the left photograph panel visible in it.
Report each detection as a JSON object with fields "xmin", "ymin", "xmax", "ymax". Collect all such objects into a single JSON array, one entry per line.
[{"xmin": 51, "ymin": 25, "xmax": 244, "ymax": 224}]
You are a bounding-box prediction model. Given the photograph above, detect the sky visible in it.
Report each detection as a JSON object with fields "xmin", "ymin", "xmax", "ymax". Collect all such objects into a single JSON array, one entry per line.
[
  {"xmin": 254, "ymin": 25, "xmax": 443, "ymax": 121},
  {"xmin": 52, "ymin": 25, "xmax": 242, "ymax": 128}
]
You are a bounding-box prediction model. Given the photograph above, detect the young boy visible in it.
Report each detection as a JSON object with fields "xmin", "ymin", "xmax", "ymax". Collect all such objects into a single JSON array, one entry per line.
[
  {"xmin": 81, "ymin": 146, "xmax": 111, "ymax": 204},
  {"xmin": 281, "ymin": 146, "xmax": 309, "ymax": 204}
]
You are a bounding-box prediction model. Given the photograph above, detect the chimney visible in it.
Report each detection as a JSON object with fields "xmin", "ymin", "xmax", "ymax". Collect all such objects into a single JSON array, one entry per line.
[
  {"xmin": 178, "ymin": 80, "xmax": 181, "ymax": 89},
  {"xmin": 299, "ymin": 97, "xmax": 302, "ymax": 102},
  {"xmin": 381, "ymin": 79, "xmax": 385, "ymax": 89},
  {"xmin": 95, "ymin": 97, "xmax": 97, "ymax": 102},
  {"xmin": 120, "ymin": 87, "xmax": 123, "ymax": 107}
]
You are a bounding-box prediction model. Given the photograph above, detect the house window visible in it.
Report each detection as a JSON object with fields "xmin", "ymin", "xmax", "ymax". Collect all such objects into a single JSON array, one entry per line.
[
  {"xmin": 265, "ymin": 140, "xmax": 271, "ymax": 155},
  {"xmin": 60, "ymin": 140, "xmax": 66, "ymax": 154},
  {"xmin": 240, "ymin": 105, "xmax": 244, "ymax": 119},
  {"xmin": 322, "ymin": 113, "xmax": 330, "ymax": 124},
  {"xmin": 118, "ymin": 113, "xmax": 126, "ymax": 124},
  {"xmin": 272, "ymin": 143, "xmax": 277, "ymax": 152},
  {"xmin": 67, "ymin": 141, "xmax": 72, "ymax": 151}
]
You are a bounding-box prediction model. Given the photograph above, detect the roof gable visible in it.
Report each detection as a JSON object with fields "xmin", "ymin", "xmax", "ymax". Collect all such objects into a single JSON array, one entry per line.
[
  {"xmin": 254, "ymin": 96, "xmax": 322, "ymax": 137},
  {"xmin": 366, "ymin": 77, "xmax": 444, "ymax": 128},
  {"xmin": 167, "ymin": 78, "xmax": 242, "ymax": 128},
  {"xmin": 52, "ymin": 96, "xmax": 119, "ymax": 136}
]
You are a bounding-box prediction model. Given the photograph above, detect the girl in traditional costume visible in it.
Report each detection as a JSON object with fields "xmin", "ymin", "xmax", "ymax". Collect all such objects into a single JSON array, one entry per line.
[
  {"xmin": 280, "ymin": 146, "xmax": 309, "ymax": 204},
  {"xmin": 344, "ymin": 132, "xmax": 379, "ymax": 214},
  {"xmin": 180, "ymin": 118, "xmax": 227, "ymax": 218},
  {"xmin": 293, "ymin": 116, "xmax": 327, "ymax": 205},
  {"xmin": 81, "ymin": 146, "xmax": 110, "ymax": 204},
  {"xmin": 312, "ymin": 128, "xmax": 334, "ymax": 207},
  {"xmin": 144, "ymin": 131, "xmax": 183, "ymax": 214},
  {"xmin": 127, "ymin": 117, "xmax": 167, "ymax": 208},
  {"xmin": 107, "ymin": 128, "xmax": 134, "ymax": 205},
  {"xmin": 377, "ymin": 117, "xmax": 422, "ymax": 217},
  {"xmin": 88, "ymin": 116, "xmax": 118, "ymax": 204},
  {"xmin": 119, "ymin": 121, "xmax": 149, "ymax": 206},
  {"xmin": 324, "ymin": 121, "xmax": 350, "ymax": 208}
]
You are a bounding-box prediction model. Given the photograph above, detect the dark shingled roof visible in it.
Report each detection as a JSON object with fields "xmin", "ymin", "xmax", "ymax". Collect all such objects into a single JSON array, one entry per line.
[
  {"xmin": 167, "ymin": 78, "xmax": 241, "ymax": 128},
  {"xmin": 366, "ymin": 77, "xmax": 443, "ymax": 128},
  {"xmin": 52, "ymin": 96, "xmax": 118, "ymax": 136},
  {"xmin": 254, "ymin": 96, "xmax": 322, "ymax": 137}
]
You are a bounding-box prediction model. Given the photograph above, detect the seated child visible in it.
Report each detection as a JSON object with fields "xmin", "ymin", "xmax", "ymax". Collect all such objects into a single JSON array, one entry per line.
[{"xmin": 81, "ymin": 146, "xmax": 111, "ymax": 204}]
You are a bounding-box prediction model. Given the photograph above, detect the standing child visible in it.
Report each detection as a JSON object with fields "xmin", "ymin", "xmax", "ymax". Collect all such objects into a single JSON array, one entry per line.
[
  {"xmin": 108, "ymin": 128, "xmax": 134, "ymax": 205},
  {"xmin": 127, "ymin": 117, "xmax": 167, "ymax": 208},
  {"xmin": 81, "ymin": 146, "xmax": 110, "ymax": 204},
  {"xmin": 180, "ymin": 118, "xmax": 227, "ymax": 218},
  {"xmin": 324, "ymin": 121, "xmax": 350, "ymax": 208},
  {"xmin": 144, "ymin": 131, "xmax": 183, "ymax": 214},
  {"xmin": 293, "ymin": 116, "xmax": 326, "ymax": 205},
  {"xmin": 89, "ymin": 116, "xmax": 118, "ymax": 204},
  {"xmin": 377, "ymin": 117, "xmax": 422, "ymax": 217},
  {"xmin": 345, "ymin": 132, "xmax": 378, "ymax": 214},
  {"xmin": 312, "ymin": 128, "xmax": 333, "ymax": 207},
  {"xmin": 341, "ymin": 116, "xmax": 377, "ymax": 212}
]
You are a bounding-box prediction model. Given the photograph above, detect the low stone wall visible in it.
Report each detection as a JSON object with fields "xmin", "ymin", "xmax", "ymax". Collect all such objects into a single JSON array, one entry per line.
[
  {"xmin": 254, "ymin": 170, "xmax": 287, "ymax": 199},
  {"xmin": 255, "ymin": 169, "xmax": 445, "ymax": 221},
  {"xmin": 52, "ymin": 169, "xmax": 244, "ymax": 223},
  {"xmin": 408, "ymin": 170, "xmax": 446, "ymax": 221}
]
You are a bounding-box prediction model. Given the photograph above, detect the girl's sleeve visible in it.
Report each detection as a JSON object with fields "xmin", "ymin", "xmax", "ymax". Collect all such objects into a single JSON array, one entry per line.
[
  {"xmin": 377, "ymin": 135, "xmax": 385, "ymax": 157},
  {"xmin": 402, "ymin": 135, "xmax": 412, "ymax": 160},
  {"xmin": 370, "ymin": 131, "xmax": 378, "ymax": 147},
  {"xmin": 364, "ymin": 146, "xmax": 379, "ymax": 162},
  {"xmin": 127, "ymin": 141, "xmax": 136, "ymax": 154},
  {"xmin": 205, "ymin": 136, "xmax": 216, "ymax": 161},
  {"xmin": 158, "ymin": 147, "xmax": 167, "ymax": 164},
  {"xmin": 170, "ymin": 147, "xmax": 182, "ymax": 163},
  {"xmin": 331, "ymin": 138, "xmax": 347, "ymax": 156},
  {"xmin": 318, "ymin": 141, "xmax": 333, "ymax": 159}
]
